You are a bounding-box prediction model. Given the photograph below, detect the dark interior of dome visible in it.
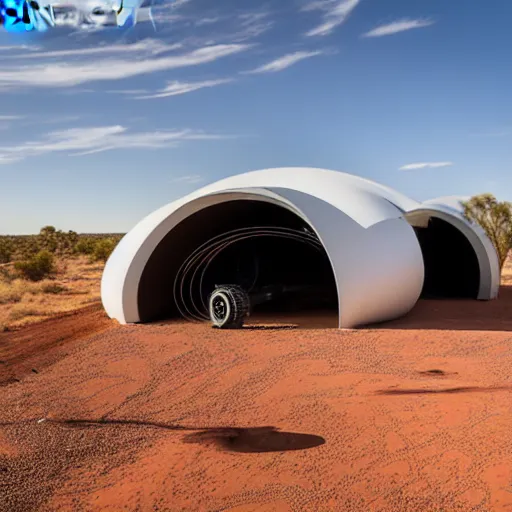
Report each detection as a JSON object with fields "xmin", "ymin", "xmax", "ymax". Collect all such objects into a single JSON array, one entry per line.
[
  {"xmin": 137, "ymin": 200, "xmax": 338, "ymax": 323},
  {"xmin": 414, "ymin": 217, "xmax": 480, "ymax": 299}
]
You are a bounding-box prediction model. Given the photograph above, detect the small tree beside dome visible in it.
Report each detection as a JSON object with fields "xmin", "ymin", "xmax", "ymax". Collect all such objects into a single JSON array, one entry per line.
[{"xmin": 461, "ymin": 194, "xmax": 512, "ymax": 272}]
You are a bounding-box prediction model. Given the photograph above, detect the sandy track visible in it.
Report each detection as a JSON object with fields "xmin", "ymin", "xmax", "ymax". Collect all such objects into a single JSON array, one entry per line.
[
  {"xmin": 1, "ymin": 293, "xmax": 512, "ymax": 511},
  {"xmin": 0, "ymin": 303, "xmax": 116, "ymax": 387}
]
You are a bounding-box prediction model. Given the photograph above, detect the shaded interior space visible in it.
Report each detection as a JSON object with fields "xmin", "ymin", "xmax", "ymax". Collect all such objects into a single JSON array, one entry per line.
[
  {"xmin": 137, "ymin": 200, "xmax": 338, "ymax": 324},
  {"xmin": 413, "ymin": 217, "xmax": 480, "ymax": 299}
]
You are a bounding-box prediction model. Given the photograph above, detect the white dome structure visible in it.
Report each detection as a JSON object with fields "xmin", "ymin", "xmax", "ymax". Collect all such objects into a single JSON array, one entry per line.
[{"xmin": 101, "ymin": 168, "xmax": 500, "ymax": 328}]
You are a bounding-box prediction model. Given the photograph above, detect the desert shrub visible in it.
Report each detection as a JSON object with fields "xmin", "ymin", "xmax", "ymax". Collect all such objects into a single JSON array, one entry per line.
[
  {"xmin": 14, "ymin": 251, "xmax": 56, "ymax": 282},
  {"xmin": 461, "ymin": 194, "xmax": 512, "ymax": 271},
  {"xmin": 41, "ymin": 283, "xmax": 67, "ymax": 294},
  {"xmin": 0, "ymin": 239, "xmax": 13, "ymax": 264},
  {"xmin": 8, "ymin": 305, "xmax": 45, "ymax": 321},
  {"xmin": 91, "ymin": 238, "xmax": 117, "ymax": 262},
  {"xmin": 74, "ymin": 237, "xmax": 96, "ymax": 256},
  {"xmin": 0, "ymin": 265, "xmax": 14, "ymax": 283},
  {"xmin": 0, "ymin": 279, "xmax": 43, "ymax": 304},
  {"xmin": 0, "ymin": 281, "xmax": 23, "ymax": 304},
  {"xmin": 2, "ymin": 230, "xmax": 123, "ymax": 264}
]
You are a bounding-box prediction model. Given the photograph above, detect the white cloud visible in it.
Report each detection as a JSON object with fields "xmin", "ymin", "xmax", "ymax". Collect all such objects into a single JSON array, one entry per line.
[
  {"xmin": 195, "ymin": 17, "xmax": 222, "ymax": 26},
  {"xmin": 362, "ymin": 19, "xmax": 434, "ymax": 38},
  {"xmin": 134, "ymin": 78, "xmax": 234, "ymax": 99},
  {"xmin": 244, "ymin": 50, "xmax": 324, "ymax": 74},
  {"xmin": 399, "ymin": 162, "xmax": 453, "ymax": 171},
  {"xmin": 0, "ymin": 43, "xmax": 251, "ymax": 89},
  {"xmin": 0, "ymin": 154, "xmax": 23, "ymax": 164},
  {"xmin": 11, "ymin": 39, "xmax": 182, "ymax": 59},
  {"xmin": 172, "ymin": 0, "xmax": 192, "ymax": 8},
  {"xmin": 172, "ymin": 174, "xmax": 203, "ymax": 184},
  {"xmin": 303, "ymin": 0, "xmax": 360, "ymax": 37},
  {"xmin": 0, "ymin": 45, "xmax": 37, "ymax": 52},
  {"xmin": 0, "ymin": 115, "xmax": 24, "ymax": 130},
  {"xmin": 106, "ymin": 89, "xmax": 149, "ymax": 95},
  {"xmin": 0, "ymin": 115, "xmax": 23, "ymax": 121},
  {"xmin": 0, "ymin": 125, "xmax": 230, "ymax": 163},
  {"xmin": 232, "ymin": 11, "xmax": 274, "ymax": 41}
]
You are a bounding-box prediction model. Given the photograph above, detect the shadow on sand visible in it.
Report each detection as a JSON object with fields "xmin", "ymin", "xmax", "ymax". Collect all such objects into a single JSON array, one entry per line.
[
  {"xmin": 182, "ymin": 426, "xmax": 325, "ymax": 453},
  {"xmin": 20, "ymin": 419, "xmax": 325, "ymax": 454},
  {"xmin": 154, "ymin": 310, "xmax": 338, "ymax": 331},
  {"xmin": 376, "ymin": 385, "xmax": 512, "ymax": 396},
  {"xmin": 366, "ymin": 286, "xmax": 512, "ymax": 332},
  {"xmin": 240, "ymin": 325, "xmax": 298, "ymax": 331}
]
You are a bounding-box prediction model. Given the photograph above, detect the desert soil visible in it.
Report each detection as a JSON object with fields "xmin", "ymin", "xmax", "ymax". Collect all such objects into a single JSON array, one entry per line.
[
  {"xmin": 1, "ymin": 292, "xmax": 512, "ymax": 511},
  {"xmin": 0, "ymin": 258, "xmax": 105, "ymax": 330}
]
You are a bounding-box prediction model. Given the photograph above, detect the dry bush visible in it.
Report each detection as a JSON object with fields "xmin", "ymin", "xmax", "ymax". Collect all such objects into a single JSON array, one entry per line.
[
  {"xmin": 41, "ymin": 283, "xmax": 68, "ymax": 294},
  {"xmin": 0, "ymin": 239, "xmax": 13, "ymax": 264},
  {"xmin": 0, "ymin": 278, "xmax": 69, "ymax": 306},
  {"xmin": 0, "ymin": 228, "xmax": 123, "ymax": 263},
  {"xmin": 8, "ymin": 305, "xmax": 48, "ymax": 322},
  {"xmin": 91, "ymin": 238, "xmax": 117, "ymax": 262},
  {"xmin": 0, "ymin": 229, "xmax": 118, "ymax": 329},
  {"xmin": 0, "ymin": 280, "xmax": 39, "ymax": 305},
  {"xmin": 14, "ymin": 251, "xmax": 56, "ymax": 282}
]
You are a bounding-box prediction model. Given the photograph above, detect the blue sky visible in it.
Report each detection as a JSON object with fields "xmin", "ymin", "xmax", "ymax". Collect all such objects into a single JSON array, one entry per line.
[{"xmin": 1, "ymin": 0, "xmax": 511, "ymax": 234}]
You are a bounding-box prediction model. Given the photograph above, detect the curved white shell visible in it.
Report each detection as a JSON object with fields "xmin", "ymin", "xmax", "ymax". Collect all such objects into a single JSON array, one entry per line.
[{"xmin": 101, "ymin": 168, "xmax": 500, "ymax": 327}]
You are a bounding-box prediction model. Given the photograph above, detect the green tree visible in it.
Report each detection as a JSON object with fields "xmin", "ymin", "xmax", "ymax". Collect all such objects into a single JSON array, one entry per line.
[
  {"xmin": 92, "ymin": 238, "xmax": 117, "ymax": 262},
  {"xmin": 461, "ymin": 194, "xmax": 512, "ymax": 271},
  {"xmin": 74, "ymin": 237, "xmax": 96, "ymax": 256},
  {"xmin": 40, "ymin": 226, "xmax": 56, "ymax": 236}
]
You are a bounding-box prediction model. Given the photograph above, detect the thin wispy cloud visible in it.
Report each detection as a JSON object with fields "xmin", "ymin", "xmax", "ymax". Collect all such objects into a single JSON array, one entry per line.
[
  {"xmin": 0, "ymin": 44, "xmax": 37, "ymax": 52},
  {"xmin": 232, "ymin": 11, "xmax": 274, "ymax": 42},
  {"xmin": 11, "ymin": 40, "xmax": 182, "ymax": 59},
  {"xmin": 134, "ymin": 78, "xmax": 234, "ymax": 99},
  {"xmin": 0, "ymin": 44, "xmax": 250, "ymax": 90},
  {"xmin": 363, "ymin": 19, "xmax": 435, "ymax": 38},
  {"xmin": 244, "ymin": 50, "xmax": 324, "ymax": 74},
  {"xmin": 303, "ymin": 0, "xmax": 360, "ymax": 37},
  {"xmin": 195, "ymin": 17, "xmax": 222, "ymax": 26},
  {"xmin": 0, "ymin": 154, "xmax": 23, "ymax": 164},
  {"xmin": 400, "ymin": 162, "xmax": 453, "ymax": 171},
  {"xmin": 0, "ymin": 115, "xmax": 24, "ymax": 130},
  {"xmin": 0, "ymin": 125, "xmax": 230, "ymax": 163},
  {"xmin": 172, "ymin": 0, "xmax": 192, "ymax": 8},
  {"xmin": 0, "ymin": 115, "xmax": 24, "ymax": 121}
]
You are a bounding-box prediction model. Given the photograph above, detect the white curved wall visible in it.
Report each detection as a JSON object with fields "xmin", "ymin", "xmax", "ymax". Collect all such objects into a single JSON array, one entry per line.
[
  {"xmin": 267, "ymin": 188, "xmax": 424, "ymax": 327},
  {"xmin": 182, "ymin": 167, "xmax": 420, "ymax": 228},
  {"xmin": 407, "ymin": 196, "xmax": 500, "ymax": 300},
  {"xmin": 102, "ymin": 184, "xmax": 425, "ymax": 328},
  {"xmin": 102, "ymin": 167, "xmax": 499, "ymax": 328}
]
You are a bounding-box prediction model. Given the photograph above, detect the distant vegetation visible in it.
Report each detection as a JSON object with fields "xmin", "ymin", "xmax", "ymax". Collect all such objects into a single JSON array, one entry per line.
[
  {"xmin": 0, "ymin": 226, "xmax": 123, "ymax": 282},
  {"xmin": 461, "ymin": 194, "xmax": 512, "ymax": 271},
  {"xmin": 0, "ymin": 227, "xmax": 124, "ymax": 330}
]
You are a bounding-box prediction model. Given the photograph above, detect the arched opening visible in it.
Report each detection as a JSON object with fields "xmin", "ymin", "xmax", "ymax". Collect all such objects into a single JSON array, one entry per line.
[
  {"xmin": 137, "ymin": 199, "xmax": 338, "ymax": 324},
  {"xmin": 413, "ymin": 217, "xmax": 480, "ymax": 298}
]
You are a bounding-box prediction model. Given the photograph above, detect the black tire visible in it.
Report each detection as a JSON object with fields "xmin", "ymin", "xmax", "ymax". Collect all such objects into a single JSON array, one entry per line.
[{"xmin": 209, "ymin": 285, "xmax": 250, "ymax": 329}]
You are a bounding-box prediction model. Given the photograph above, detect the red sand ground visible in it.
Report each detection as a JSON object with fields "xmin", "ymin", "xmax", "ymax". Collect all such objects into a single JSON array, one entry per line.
[{"xmin": 1, "ymin": 291, "xmax": 512, "ymax": 512}]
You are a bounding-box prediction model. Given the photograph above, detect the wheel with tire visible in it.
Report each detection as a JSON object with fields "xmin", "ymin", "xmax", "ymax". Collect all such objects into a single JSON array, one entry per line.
[{"xmin": 209, "ymin": 285, "xmax": 250, "ymax": 329}]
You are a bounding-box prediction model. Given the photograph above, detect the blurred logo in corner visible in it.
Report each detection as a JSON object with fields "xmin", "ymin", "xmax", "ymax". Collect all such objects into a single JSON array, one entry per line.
[{"xmin": 0, "ymin": 0, "xmax": 167, "ymax": 32}]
